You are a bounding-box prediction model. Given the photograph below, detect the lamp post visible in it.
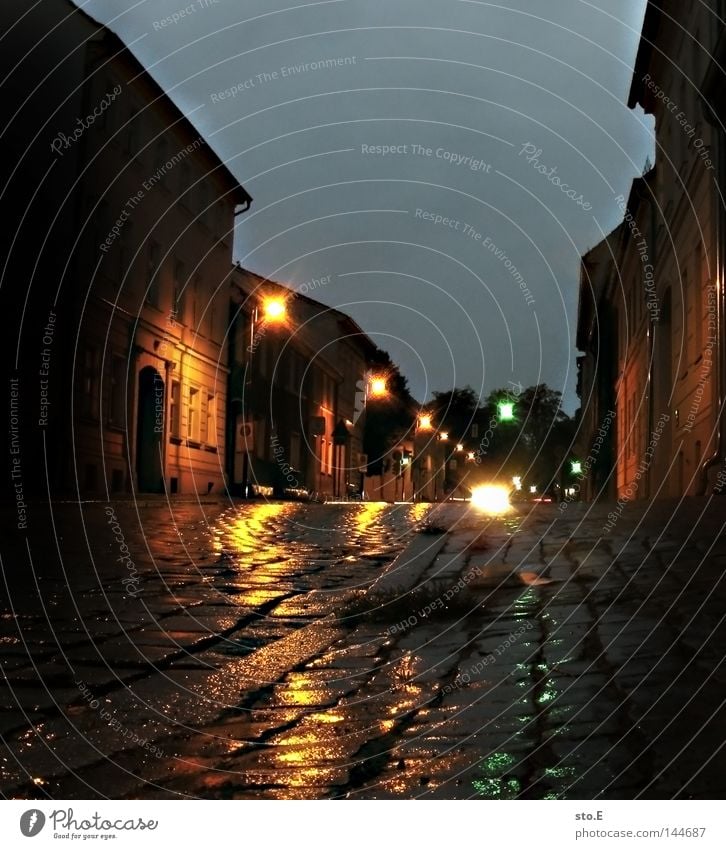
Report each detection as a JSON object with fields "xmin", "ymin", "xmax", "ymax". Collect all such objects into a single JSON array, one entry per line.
[
  {"xmin": 237, "ymin": 292, "xmax": 289, "ymax": 497},
  {"xmin": 413, "ymin": 412, "xmax": 433, "ymax": 501}
]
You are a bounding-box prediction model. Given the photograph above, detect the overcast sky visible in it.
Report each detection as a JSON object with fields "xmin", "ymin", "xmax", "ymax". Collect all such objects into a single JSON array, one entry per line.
[{"xmin": 80, "ymin": 0, "xmax": 653, "ymax": 411}]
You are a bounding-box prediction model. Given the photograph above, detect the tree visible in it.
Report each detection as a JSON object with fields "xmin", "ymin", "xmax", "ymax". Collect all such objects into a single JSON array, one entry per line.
[
  {"xmin": 363, "ymin": 347, "xmax": 415, "ymax": 475},
  {"xmin": 482, "ymin": 384, "xmax": 575, "ymax": 491},
  {"xmin": 429, "ymin": 386, "xmax": 481, "ymax": 441}
]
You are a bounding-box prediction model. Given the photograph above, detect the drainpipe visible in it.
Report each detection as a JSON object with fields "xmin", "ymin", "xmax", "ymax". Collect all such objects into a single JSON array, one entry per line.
[
  {"xmin": 646, "ymin": 181, "xmax": 656, "ymax": 499},
  {"xmin": 698, "ymin": 55, "xmax": 726, "ymax": 493}
]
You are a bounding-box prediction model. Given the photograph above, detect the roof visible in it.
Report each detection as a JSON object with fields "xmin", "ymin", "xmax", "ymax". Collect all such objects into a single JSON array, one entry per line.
[
  {"xmin": 576, "ymin": 224, "xmax": 623, "ymax": 351},
  {"xmin": 231, "ymin": 265, "xmax": 379, "ymax": 359},
  {"xmin": 71, "ymin": 1, "xmax": 252, "ymax": 209},
  {"xmin": 627, "ymin": 0, "xmax": 663, "ymax": 109}
]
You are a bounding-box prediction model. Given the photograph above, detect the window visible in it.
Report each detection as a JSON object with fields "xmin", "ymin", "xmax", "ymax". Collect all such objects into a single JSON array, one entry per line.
[
  {"xmin": 205, "ymin": 295, "xmax": 216, "ymax": 339},
  {"xmin": 188, "ymin": 386, "xmax": 200, "ymax": 442},
  {"xmin": 109, "ymin": 355, "xmax": 126, "ymax": 426},
  {"xmin": 180, "ymin": 162, "xmax": 191, "ymax": 208},
  {"xmin": 692, "ymin": 246, "xmax": 702, "ymax": 359},
  {"xmin": 170, "ymin": 380, "xmax": 181, "ymax": 438},
  {"xmin": 146, "ymin": 240, "xmax": 161, "ymax": 306},
  {"xmin": 197, "ymin": 181, "xmax": 209, "ymax": 227},
  {"xmin": 154, "ymin": 137, "xmax": 168, "ymax": 178},
  {"xmin": 81, "ymin": 347, "xmax": 99, "ymax": 419},
  {"xmin": 173, "ymin": 259, "xmax": 186, "ymax": 323},
  {"xmin": 191, "ymin": 274, "xmax": 200, "ymax": 330},
  {"xmin": 124, "ymin": 109, "xmax": 139, "ymax": 157},
  {"xmin": 205, "ymin": 393, "xmax": 216, "ymax": 446},
  {"xmin": 119, "ymin": 222, "xmax": 134, "ymax": 284},
  {"xmin": 290, "ymin": 432, "xmax": 301, "ymax": 469}
]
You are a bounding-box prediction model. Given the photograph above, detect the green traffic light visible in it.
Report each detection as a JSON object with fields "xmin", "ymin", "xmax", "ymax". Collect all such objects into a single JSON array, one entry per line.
[{"xmin": 497, "ymin": 401, "xmax": 515, "ymax": 421}]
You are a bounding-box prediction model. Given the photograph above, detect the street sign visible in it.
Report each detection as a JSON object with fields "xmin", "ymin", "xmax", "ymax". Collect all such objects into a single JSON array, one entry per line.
[
  {"xmin": 333, "ymin": 419, "xmax": 351, "ymax": 445},
  {"xmin": 310, "ymin": 416, "xmax": 325, "ymax": 436},
  {"xmin": 235, "ymin": 416, "xmax": 253, "ymax": 451}
]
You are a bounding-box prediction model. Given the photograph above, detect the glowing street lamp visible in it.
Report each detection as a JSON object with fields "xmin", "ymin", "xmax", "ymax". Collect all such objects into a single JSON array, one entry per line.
[
  {"xmin": 368, "ymin": 375, "xmax": 388, "ymax": 398},
  {"xmin": 439, "ymin": 431, "xmax": 449, "ymax": 441},
  {"xmin": 512, "ymin": 475, "xmax": 522, "ymax": 491},
  {"xmin": 417, "ymin": 414, "xmax": 433, "ymax": 430},
  {"xmin": 529, "ymin": 485, "xmax": 537, "ymax": 494},
  {"xmin": 570, "ymin": 460, "xmax": 583, "ymax": 475},
  {"xmin": 261, "ymin": 296, "xmax": 287, "ymax": 323},
  {"xmin": 456, "ymin": 443, "xmax": 464, "ymax": 452}
]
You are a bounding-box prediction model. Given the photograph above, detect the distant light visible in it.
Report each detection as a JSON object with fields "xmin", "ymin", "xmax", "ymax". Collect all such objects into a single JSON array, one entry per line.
[
  {"xmin": 570, "ymin": 460, "xmax": 583, "ymax": 475},
  {"xmin": 439, "ymin": 431, "xmax": 449, "ymax": 441},
  {"xmin": 456, "ymin": 443, "xmax": 464, "ymax": 452},
  {"xmin": 471, "ymin": 485, "xmax": 511, "ymax": 514},
  {"xmin": 512, "ymin": 475, "xmax": 522, "ymax": 490},
  {"xmin": 369, "ymin": 376, "xmax": 387, "ymax": 397},
  {"xmin": 497, "ymin": 401, "xmax": 515, "ymax": 421},
  {"xmin": 466, "ymin": 452, "xmax": 476, "ymax": 461},
  {"xmin": 418, "ymin": 414, "xmax": 433, "ymax": 430},
  {"xmin": 262, "ymin": 297, "xmax": 286, "ymax": 322},
  {"xmin": 529, "ymin": 485, "xmax": 537, "ymax": 494}
]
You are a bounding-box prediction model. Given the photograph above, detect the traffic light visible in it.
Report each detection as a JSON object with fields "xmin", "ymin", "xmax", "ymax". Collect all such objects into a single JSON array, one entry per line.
[{"xmin": 497, "ymin": 400, "xmax": 515, "ymax": 422}]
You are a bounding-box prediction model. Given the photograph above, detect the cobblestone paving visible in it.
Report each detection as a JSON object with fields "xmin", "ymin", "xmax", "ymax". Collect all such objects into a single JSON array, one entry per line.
[{"xmin": 2, "ymin": 497, "xmax": 726, "ymax": 799}]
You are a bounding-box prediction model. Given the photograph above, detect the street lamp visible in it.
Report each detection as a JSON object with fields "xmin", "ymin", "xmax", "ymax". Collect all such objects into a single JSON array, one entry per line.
[
  {"xmin": 368, "ymin": 374, "xmax": 388, "ymax": 398},
  {"xmin": 418, "ymin": 413, "xmax": 433, "ymax": 430},
  {"xmin": 261, "ymin": 295, "xmax": 287, "ymax": 324}
]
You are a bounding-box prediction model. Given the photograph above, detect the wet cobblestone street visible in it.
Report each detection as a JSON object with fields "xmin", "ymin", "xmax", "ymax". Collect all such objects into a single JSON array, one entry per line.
[{"xmin": 2, "ymin": 498, "xmax": 726, "ymax": 800}]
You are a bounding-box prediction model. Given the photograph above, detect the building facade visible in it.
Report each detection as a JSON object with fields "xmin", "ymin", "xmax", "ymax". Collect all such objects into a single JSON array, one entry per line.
[
  {"xmin": 228, "ymin": 267, "xmax": 378, "ymax": 499},
  {"xmin": 577, "ymin": 0, "xmax": 726, "ymax": 499},
  {"xmin": 1, "ymin": 0, "xmax": 251, "ymax": 498}
]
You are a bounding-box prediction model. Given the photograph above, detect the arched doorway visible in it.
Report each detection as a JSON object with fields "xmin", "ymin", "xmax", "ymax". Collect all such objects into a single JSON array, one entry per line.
[{"xmin": 136, "ymin": 366, "xmax": 164, "ymax": 492}]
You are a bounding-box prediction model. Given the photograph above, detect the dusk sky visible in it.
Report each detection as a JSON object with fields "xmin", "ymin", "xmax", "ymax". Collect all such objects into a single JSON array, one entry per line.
[{"xmin": 80, "ymin": 0, "xmax": 653, "ymax": 411}]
